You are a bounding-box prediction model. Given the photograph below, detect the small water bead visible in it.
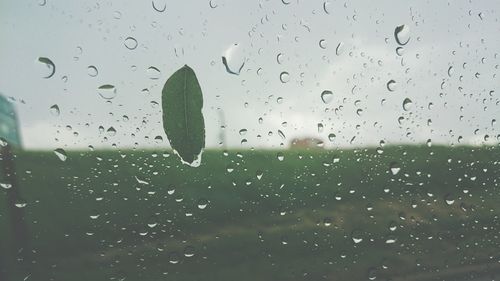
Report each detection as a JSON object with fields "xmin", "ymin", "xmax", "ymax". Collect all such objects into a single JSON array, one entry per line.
[
  {"xmin": 183, "ymin": 246, "xmax": 195, "ymax": 258},
  {"xmin": 124, "ymin": 37, "xmax": 138, "ymax": 50},
  {"xmin": 328, "ymin": 133, "xmax": 336, "ymax": 142},
  {"xmin": 98, "ymin": 85, "xmax": 117, "ymax": 100},
  {"xmin": 276, "ymin": 53, "xmax": 284, "ymax": 64},
  {"xmin": 279, "ymin": 72, "xmax": 290, "ymax": 83},
  {"xmin": 396, "ymin": 47, "xmax": 404, "ymax": 56},
  {"xmin": 87, "ymin": 65, "xmax": 98, "ymax": 77},
  {"xmin": 389, "ymin": 162, "xmax": 400, "ymax": 175},
  {"xmin": 319, "ymin": 39, "xmax": 327, "ymax": 49},
  {"xmin": 335, "ymin": 42, "xmax": 345, "ymax": 56},
  {"xmin": 152, "ymin": 0, "xmax": 166, "ymax": 12},
  {"xmin": 277, "ymin": 152, "xmax": 284, "ymax": 161},
  {"xmin": 54, "ymin": 148, "xmax": 67, "ymax": 161},
  {"xmin": 402, "ymin": 98, "xmax": 412, "ymax": 111},
  {"xmin": 49, "ymin": 104, "xmax": 60, "ymax": 116},
  {"xmin": 37, "ymin": 57, "xmax": 55, "ymax": 78},
  {"xmin": 197, "ymin": 199, "xmax": 208, "ymax": 209},
  {"xmin": 209, "ymin": 0, "xmax": 218, "ymax": 8},
  {"xmin": 321, "ymin": 90, "xmax": 333, "ymax": 104},
  {"xmin": 386, "ymin": 80, "xmax": 397, "ymax": 91},
  {"xmin": 147, "ymin": 66, "xmax": 161, "ymax": 79},
  {"xmin": 394, "ymin": 24, "xmax": 410, "ymax": 45}
]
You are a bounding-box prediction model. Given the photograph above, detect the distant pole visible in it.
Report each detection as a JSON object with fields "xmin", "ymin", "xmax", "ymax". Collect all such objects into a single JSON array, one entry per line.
[
  {"xmin": 0, "ymin": 93, "xmax": 29, "ymax": 278},
  {"xmin": 1, "ymin": 144, "xmax": 28, "ymax": 244}
]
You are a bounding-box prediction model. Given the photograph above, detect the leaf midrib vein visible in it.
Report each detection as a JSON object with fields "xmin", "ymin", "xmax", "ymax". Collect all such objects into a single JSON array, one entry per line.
[{"xmin": 183, "ymin": 67, "xmax": 189, "ymax": 139}]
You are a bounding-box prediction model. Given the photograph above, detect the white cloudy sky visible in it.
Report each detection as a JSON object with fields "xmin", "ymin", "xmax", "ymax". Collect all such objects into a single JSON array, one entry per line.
[{"xmin": 0, "ymin": 0, "xmax": 499, "ymax": 150}]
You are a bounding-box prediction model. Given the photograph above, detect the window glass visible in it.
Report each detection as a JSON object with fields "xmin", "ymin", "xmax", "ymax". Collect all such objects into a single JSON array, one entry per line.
[{"xmin": 0, "ymin": 1, "xmax": 499, "ymax": 280}]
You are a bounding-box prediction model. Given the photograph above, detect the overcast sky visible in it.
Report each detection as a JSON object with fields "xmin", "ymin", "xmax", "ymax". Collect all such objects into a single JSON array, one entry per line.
[{"xmin": 0, "ymin": 0, "xmax": 499, "ymax": 150}]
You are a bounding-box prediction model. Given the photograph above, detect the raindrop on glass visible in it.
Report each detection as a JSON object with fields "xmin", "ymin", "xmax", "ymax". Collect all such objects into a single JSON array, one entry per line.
[
  {"xmin": 37, "ymin": 57, "xmax": 55, "ymax": 79},
  {"xmin": 98, "ymin": 85, "xmax": 117, "ymax": 100},
  {"xmin": 402, "ymin": 98, "xmax": 412, "ymax": 111},
  {"xmin": 389, "ymin": 162, "xmax": 400, "ymax": 175},
  {"xmin": 277, "ymin": 152, "xmax": 284, "ymax": 161},
  {"xmin": 222, "ymin": 43, "xmax": 245, "ymax": 75},
  {"xmin": 335, "ymin": 42, "xmax": 344, "ymax": 56},
  {"xmin": 49, "ymin": 104, "xmax": 60, "ymax": 116},
  {"xmin": 279, "ymin": 72, "xmax": 290, "ymax": 83},
  {"xmin": 147, "ymin": 66, "xmax": 161, "ymax": 79},
  {"xmin": 319, "ymin": 39, "xmax": 327, "ymax": 49},
  {"xmin": 54, "ymin": 148, "xmax": 67, "ymax": 161},
  {"xmin": 386, "ymin": 80, "xmax": 397, "ymax": 91},
  {"xmin": 87, "ymin": 65, "xmax": 98, "ymax": 77},
  {"xmin": 394, "ymin": 24, "xmax": 410, "ymax": 45},
  {"xmin": 197, "ymin": 199, "xmax": 208, "ymax": 209},
  {"xmin": 328, "ymin": 133, "xmax": 336, "ymax": 142},
  {"xmin": 124, "ymin": 37, "xmax": 138, "ymax": 50},
  {"xmin": 152, "ymin": 0, "xmax": 166, "ymax": 12},
  {"xmin": 321, "ymin": 90, "xmax": 333, "ymax": 104}
]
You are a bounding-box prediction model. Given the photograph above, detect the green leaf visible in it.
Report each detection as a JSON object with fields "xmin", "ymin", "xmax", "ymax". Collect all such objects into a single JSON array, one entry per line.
[{"xmin": 161, "ymin": 65, "xmax": 205, "ymax": 166}]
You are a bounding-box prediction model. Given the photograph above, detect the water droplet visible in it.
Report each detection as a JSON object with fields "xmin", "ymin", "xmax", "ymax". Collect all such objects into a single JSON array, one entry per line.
[
  {"xmin": 0, "ymin": 182, "xmax": 12, "ymax": 189},
  {"xmin": 222, "ymin": 43, "xmax": 245, "ymax": 75},
  {"xmin": 351, "ymin": 230, "xmax": 363, "ymax": 244},
  {"xmin": 87, "ymin": 65, "xmax": 98, "ymax": 77},
  {"xmin": 256, "ymin": 170, "xmax": 263, "ymax": 180},
  {"xmin": 197, "ymin": 199, "xmax": 208, "ymax": 209},
  {"xmin": 184, "ymin": 246, "xmax": 195, "ymax": 257},
  {"xmin": 239, "ymin": 129, "xmax": 247, "ymax": 136},
  {"xmin": 279, "ymin": 72, "xmax": 290, "ymax": 83},
  {"xmin": 37, "ymin": 57, "xmax": 55, "ymax": 78},
  {"xmin": 14, "ymin": 199, "xmax": 27, "ymax": 208},
  {"xmin": 319, "ymin": 39, "xmax": 327, "ymax": 49},
  {"xmin": 38, "ymin": 0, "xmax": 47, "ymax": 6},
  {"xmin": 335, "ymin": 42, "xmax": 344, "ymax": 56},
  {"xmin": 49, "ymin": 104, "xmax": 60, "ymax": 116},
  {"xmin": 323, "ymin": 1, "xmax": 332, "ymax": 14},
  {"xmin": 321, "ymin": 90, "xmax": 333, "ymax": 104},
  {"xmin": 276, "ymin": 53, "xmax": 284, "ymax": 64},
  {"xmin": 328, "ymin": 133, "xmax": 336, "ymax": 142},
  {"xmin": 277, "ymin": 152, "xmax": 284, "ymax": 161},
  {"xmin": 54, "ymin": 148, "xmax": 67, "ymax": 161},
  {"xmin": 386, "ymin": 80, "xmax": 397, "ymax": 91},
  {"xmin": 107, "ymin": 127, "xmax": 117, "ymax": 136},
  {"xmin": 0, "ymin": 138, "xmax": 8, "ymax": 147},
  {"xmin": 402, "ymin": 98, "xmax": 412, "ymax": 111},
  {"xmin": 98, "ymin": 85, "xmax": 117, "ymax": 100},
  {"xmin": 209, "ymin": 0, "xmax": 218, "ymax": 8},
  {"xmin": 109, "ymin": 9, "xmax": 121, "ymax": 19},
  {"xmin": 394, "ymin": 24, "xmax": 410, "ymax": 45},
  {"xmin": 281, "ymin": 0, "xmax": 290, "ymax": 5},
  {"xmin": 89, "ymin": 209, "xmax": 100, "ymax": 220},
  {"xmin": 396, "ymin": 47, "xmax": 404, "ymax": 56},
  {"xmin": 169, "ymin": 252, "xmax": 180, "ymax": 264},
  {"xmin": 447, "ymin": 66, "xmax": 454, "ymax": 77},
  {"xmin": 147, "ymin": 66, "xmax": 161, "ymax": 79},
  {"xmin": 385, "ymin": 237, "xmax": 397, "ymax": 244},
  {"xmin": 151, "ymin": 0, "xmax": 166, "ymax": 12},
  {"xmin": 389, "ymin": 162, "xmax": 400, "ymax": 175},
  {"xmin": 278, "ymin": 130, "xmax": 286, "ymax": 139},
  {"xmin": 124, "ymin": 37, "xmax": 138, "ymax": 50},
  {"xmin": 317, "ymin": 123, "xmax": 324, "ymax": 133},
  {"xmin": 444, "ymin": 194, "xmax": 455, "ymax": 205}
]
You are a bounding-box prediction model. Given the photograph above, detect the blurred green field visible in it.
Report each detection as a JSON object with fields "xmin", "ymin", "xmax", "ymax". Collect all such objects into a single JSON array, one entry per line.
[{"xmin": 1, "ymin": 145, "xmax": 499, "ymax": 281}]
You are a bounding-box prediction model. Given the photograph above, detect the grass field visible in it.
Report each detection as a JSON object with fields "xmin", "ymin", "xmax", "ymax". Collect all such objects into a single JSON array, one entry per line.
[{"xmin": 1, "ymin": 145, "xmax": 499, "ymax": 281}]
